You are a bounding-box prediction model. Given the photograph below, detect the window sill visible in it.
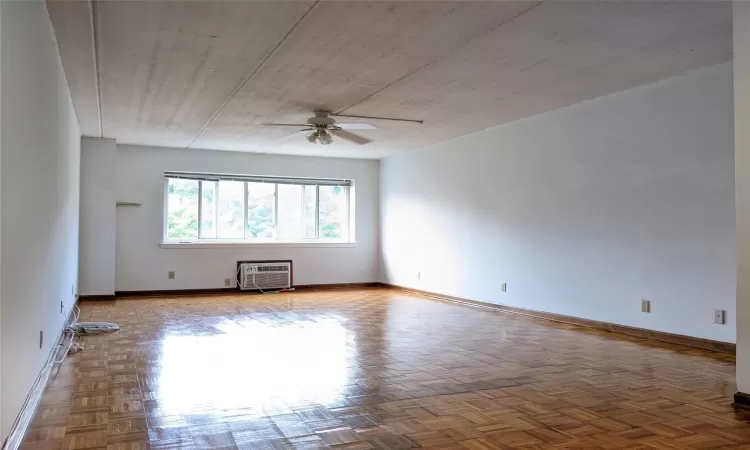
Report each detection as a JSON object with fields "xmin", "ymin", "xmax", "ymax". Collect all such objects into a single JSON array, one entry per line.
[{"xmin": 160, "ymin": 241, "xmax": 356, "ymax": 249}]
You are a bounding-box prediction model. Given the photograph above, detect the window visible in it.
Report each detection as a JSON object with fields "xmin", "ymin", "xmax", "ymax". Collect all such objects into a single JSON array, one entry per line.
[
  {"xmin": 166, "ymin": 179, "xmax": 199, "ymax": 239},
  {"xmin": 164, "ymin": 172, "xmax": 353, "ymax": 243},
  {"xmin": 319, "ymin": 186, "xmax": 349, "ymax": 240}
]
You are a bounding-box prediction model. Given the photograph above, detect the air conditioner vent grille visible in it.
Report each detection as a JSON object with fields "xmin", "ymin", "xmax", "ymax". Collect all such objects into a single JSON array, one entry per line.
[{"xmin": 238, "ymin": 261, "xmax": 291, "ymax": 291}]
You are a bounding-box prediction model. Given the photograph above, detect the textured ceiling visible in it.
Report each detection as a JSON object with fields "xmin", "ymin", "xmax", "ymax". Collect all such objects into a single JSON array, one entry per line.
[{"xmin": 48, "ymin": 1, "xmax": 732, "ymax": 159}]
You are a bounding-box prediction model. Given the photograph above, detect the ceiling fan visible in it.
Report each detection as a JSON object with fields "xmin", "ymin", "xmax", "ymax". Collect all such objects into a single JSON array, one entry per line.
[{"xmin": 262, "ymin": 110, "xmax": 423, "ymax": 145}]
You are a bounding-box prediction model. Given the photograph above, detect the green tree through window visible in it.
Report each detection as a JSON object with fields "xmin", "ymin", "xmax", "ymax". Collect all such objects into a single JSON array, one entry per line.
[
  {"xmin": 246, "ymin": 183, "xmax": 275, "ymax": 238},
  {"xmin": 167, "ymin": 179, "xmax": 199, "ymax": 239},
  {"xmin": 319, "ymin": 186, "xmax": 348, "ymax": 239}
]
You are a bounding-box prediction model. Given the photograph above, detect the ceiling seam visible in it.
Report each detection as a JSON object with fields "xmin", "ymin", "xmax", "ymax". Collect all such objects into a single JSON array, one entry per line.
[
  {"xmin": 334, "ymin": 1, "xmax": 544, "ymax": 117},
  {"xmin": 90, "ymin": 0, "xmax": 103, "ymax": 138},
  {"xmin": 186, "ymin": 1, "xmax": 320, "ymax": 148}
]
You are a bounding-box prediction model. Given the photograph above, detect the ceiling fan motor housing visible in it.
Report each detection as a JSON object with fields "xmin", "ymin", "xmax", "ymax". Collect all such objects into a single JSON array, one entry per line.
[{"xmin": 307, "ymin": 114, "xmax": 336, "ymax": 128}]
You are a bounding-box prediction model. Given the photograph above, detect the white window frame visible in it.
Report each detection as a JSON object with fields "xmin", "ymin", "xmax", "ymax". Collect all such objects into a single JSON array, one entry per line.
[{"xmin": 161, "ymin": 174, "xmax": 355, "ymax": 248}]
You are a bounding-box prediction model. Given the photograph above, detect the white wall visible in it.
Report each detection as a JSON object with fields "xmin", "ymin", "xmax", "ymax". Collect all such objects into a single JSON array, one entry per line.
[
  {"xmin": 380, "ymin": 62, "xmax": 736, "ymax": 343},
  {"xmin": 114, "ymin": 145, "xmax": 379, "ymax": 291},
  {"xmin": 0, "ymin": 0, "xmax": 81, "ymax": 440},
  {"xmin": 734, "ymin": 3, "xmax": 750, "ymax": 392},
  {"xmin": 79, "ymin": 138, "xmax": 117, "ymax": 296}
]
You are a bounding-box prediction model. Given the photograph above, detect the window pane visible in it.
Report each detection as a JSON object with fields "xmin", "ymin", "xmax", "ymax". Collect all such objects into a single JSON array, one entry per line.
[
  {"xmin": 247, "ymin": 182, "xmax": 275, "ymax": 239},
  {"xmin": 303, "ymin": 185, "xmax": 317, "ymax": 239},
  {"xmin": 167, "ymin": 178, "xmax": 199, "ymax": 239},
  {"xmin": 277, "ymin": 184, "xmax": 303, "ymax": 239},
  {"xmin": 217, "ymin": 180, "xmax": 244, "ymax": 239},
  {"xmin": 200, "ymin": 181, "xmax": 216, "ymax": 239},
  {"xmin": 319, "ymin": 186, "xmax": 348, "ymax": 240}
]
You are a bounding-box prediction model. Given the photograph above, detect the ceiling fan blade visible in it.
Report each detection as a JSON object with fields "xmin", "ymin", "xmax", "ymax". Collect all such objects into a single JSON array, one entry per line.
[
  {"xmin": 332, "ymin": 113, "xmax": 423, "ymax": 125},
  {"xmin": 334, "ymin": 130, "xmax": 372, "ymax": 145},
  {"xmin": 261, "ymin": 123, "xmax": 310, "ymax": 127},
  {"xmin": 337, "ymin": 123, "xmax": 377, "ymax": 130}
]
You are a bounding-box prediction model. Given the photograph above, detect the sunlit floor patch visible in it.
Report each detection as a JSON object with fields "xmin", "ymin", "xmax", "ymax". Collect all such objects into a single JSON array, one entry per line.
[{"xmin": 158, "ymin": 317, "xmax": 353, "ymax": 415}]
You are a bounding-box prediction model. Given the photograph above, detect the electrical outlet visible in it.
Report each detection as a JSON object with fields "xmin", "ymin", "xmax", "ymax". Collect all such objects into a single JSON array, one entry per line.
[
  {"xmin": 714, "ymin": 309, "xmax": 726, "ymax": 325},
  {"xmin": 224, "ymin": 278, "xmax": 231, "ymax": 287},
  {"xmin": 417, "ymin": 272, "xmax": 421, "ymax": 280},
  {"xmin": 641, "ymin": 299, "xmax": 651, "ymax": 313},
  {"xmin": 168, "ymin": 271, "xmax": 175, "ymax": 280},
  {"xmin": 501, "ymin": 283, "xmax": 507, "ymax": 292},
  {"xmin": 61, "ymin": 301, "xmax": 64, "ymax": 314},
  {"xmin": 39, "ymin": 330, "xmax": 43, "ymax": 349},
  {"xmin": 71, "ymin": 284, "xmax": 75, "ymax": 295}
]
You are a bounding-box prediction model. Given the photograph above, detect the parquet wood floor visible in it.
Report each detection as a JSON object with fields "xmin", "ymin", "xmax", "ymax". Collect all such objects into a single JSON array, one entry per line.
[{"xmin": 20, "ymin": 288, "xmax": 750, "ymax": 449}]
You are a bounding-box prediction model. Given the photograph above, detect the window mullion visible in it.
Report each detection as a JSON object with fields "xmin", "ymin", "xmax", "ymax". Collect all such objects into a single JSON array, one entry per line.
[
  {"xmin": 299, "ymin": 187, "xmax": 303, "ymax": 239},
  {"xmin": 315, "ymin": 185, "xmax": 320, "ymax": 240},
  {"xmin": 346, "ymin": 186, "xmax": 351, "ymax": 242},
  {"xmin": 211, "ymin": 182, "xmax": 217, "ymax": 239},
  {"xmin": 274, "ymin": 184, "xmax": 279, "ymax": 239},
  {"xmin": 215, "ymin": 182, "xmax": 220, "ymax": 239},
  {"xmin": 163, "ymin": 178, "xmax": 169, "ymax": 241},
  {"xmin": 244, "ymin": 182, "xmax": 249, "ymax": 240},
  {"xmin": 197, "ymin": 181, "xmax": 203, "ymax": 239}
]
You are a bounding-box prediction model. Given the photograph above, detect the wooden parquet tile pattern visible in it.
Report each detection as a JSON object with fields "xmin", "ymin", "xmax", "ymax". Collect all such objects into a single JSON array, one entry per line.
[{"xmin": 21, "ymin": 288, "xmax": 750, "ymax": 449}]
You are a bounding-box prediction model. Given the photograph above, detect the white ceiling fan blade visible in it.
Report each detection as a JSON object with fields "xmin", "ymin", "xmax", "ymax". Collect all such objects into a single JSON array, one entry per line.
[
  {"xmin": 334, "ymin": 130, "xmax": 372, "ymax": 145},
  {"xmin": 261, "ymin": 123, "xmax": 310, "ymax": 127},
  {"xmin": 332, "ymin": 113, "xmax": 423, "ymax": 125},
  {"xmin": 337, "ymin": 123, "xmax": 377, "ymax": 130}
]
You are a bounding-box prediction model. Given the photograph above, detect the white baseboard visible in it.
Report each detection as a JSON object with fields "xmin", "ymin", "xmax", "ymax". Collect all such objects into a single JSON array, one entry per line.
[{"xmin": 2, "ymin": 305, "xmax": 77, "ymax": 449}]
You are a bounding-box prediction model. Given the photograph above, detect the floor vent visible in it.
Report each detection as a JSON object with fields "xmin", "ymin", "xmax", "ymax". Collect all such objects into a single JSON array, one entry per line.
[{"xmin": 238, "ymin": 261, "xmax": 292, "ymax": 291}]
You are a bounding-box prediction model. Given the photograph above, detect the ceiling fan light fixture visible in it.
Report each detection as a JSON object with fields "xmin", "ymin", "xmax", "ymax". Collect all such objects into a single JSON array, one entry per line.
[
  {"xmin": 318, "ymin": 130, "xmax": 333, "ymax": 145},
  {"xmin": 306, "ymin": 131, "xmax": 318, "ymax": 144}
]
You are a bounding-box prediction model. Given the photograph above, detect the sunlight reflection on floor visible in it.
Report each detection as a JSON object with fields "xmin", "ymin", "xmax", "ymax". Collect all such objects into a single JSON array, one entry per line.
[{"xmin": 158, "ymin": 316, "xmax": 353, "ymax": 416}]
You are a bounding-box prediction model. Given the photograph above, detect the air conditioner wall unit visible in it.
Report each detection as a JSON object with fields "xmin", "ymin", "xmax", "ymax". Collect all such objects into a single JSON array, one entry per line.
[{"xmin": 237, "ymin": 260, "xmax": 292, "ymax": 291}]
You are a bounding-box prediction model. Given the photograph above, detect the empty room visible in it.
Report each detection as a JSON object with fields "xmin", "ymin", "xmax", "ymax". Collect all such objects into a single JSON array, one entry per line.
[{"xmin": 3, "ymin": 0, "xmax": 750, "ymax": 449}]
